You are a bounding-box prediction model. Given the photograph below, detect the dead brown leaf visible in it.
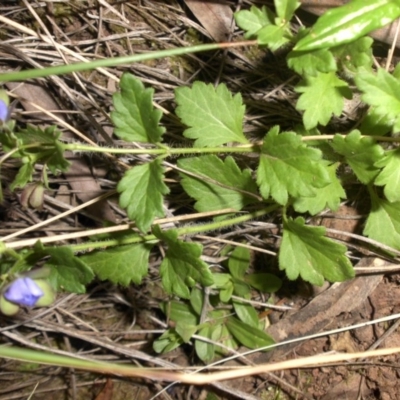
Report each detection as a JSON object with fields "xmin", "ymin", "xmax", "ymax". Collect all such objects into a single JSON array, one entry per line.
[{"xmin": 184, "ymin": 0, "xmax": 233, "ymax": 41}]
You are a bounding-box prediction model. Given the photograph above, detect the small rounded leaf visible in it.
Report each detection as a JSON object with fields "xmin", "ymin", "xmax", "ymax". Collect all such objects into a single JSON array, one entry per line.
[
  {"xmin": 0, "ymin": 296, "xmax": 20, "ymax": 316},
  {"xmin": 34, "ymin": 280, "xmax": 55, "ymax": 307},
  {"xmin": 4, "ymin": 277, "xmax": 43, "ymax": 307}
]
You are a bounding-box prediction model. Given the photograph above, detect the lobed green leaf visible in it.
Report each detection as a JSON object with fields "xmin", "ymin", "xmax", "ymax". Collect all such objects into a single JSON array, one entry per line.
[
  {"xmin": 234, "ymin": 5, "xmax": 274, "ymax": 39},
  {"xmin": 287, "ymin": 48, "xmax": 337, "ymax": 77},
  {"xmin": 44, "ymin": 247, "xmax": 94, "ymax": 293},
  {"xmin": 275, "ymin": 0, "xmax": 301, "ymax": 22},
  {"xmin": 280, "ymin": 217, "xmax": 354, "ymax": 286},
  {"xmin": 374, "ymin": 149, "xmax": 400, "ymax": 202},
  {"xmin": 175, "ymin": 82, "xmax": 248, "ymax": 147},
  {"xmin": 295, "ymin": 72, "xmax": 352, "ymax": 130},
  {"xmin": 111, "ymin": 73, "xmax": 165, "ymax": 143},
  {"xmin": 355, "ymin": 68, "xmax": 400, "ymax": 132},
  {"xmin": 257, "ymin": 126, "xmax": 331, "ymax": 204},
  {"xmin": 256, "ymin": 23, "xmax": 291, "ymax": 50},
  {"xmin": 118, "ymin": 159, "xmax": 169, "ymax": 233},
  {"xmin": 293, "ymin": 162, "xmax": 346, "ymax": 215},
  {"xmin": 364, "ymin": 191, "xmax": 400, "ymax": 250},
  {"xmin": 332, "ymin": 37, "xmax": 373, "ymax": 75},
  {"xmin": 178, "ymin": 155, "xmax": 258, "ymax": 214},
  {"xmin": 154, "ymin": 226, "xmax": 214, "ymax": 299},
  {"xmin": 331, "ymin": 130, "xmax": 384, "ymax": 184},
  {"xmin": 80, "ymin": 241, "xmax": 153, "ymax": 286}
]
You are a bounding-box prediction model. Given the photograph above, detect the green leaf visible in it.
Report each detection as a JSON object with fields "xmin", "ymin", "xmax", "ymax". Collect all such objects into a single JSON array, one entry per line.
[
  {"xmin": 215, "ymin": 324, "xmax": 238, "ymax": 356},
  {"xmin": 213, "ymin": 273, "xmax": 234, "ymax": 302},
  {"xmin": 7, "ymin": 126, "xmax": 69, "ymax": 191},
  {"xmin": 234, "ymin": 5, "xmax": 274, "ymax": 39},
  {"xmin": 205, "ymin": 393, "xmax": 220, "ymax": 400},
  {"xmin": 14, "ymin": 126, "xmax": 70, "ymax": 174},
  {"xmin": 294, "ymin": 0, "xmax": 400, "ymax": 51},
  {"xmin": 257, "ymin": 126, "xmax": 331, "ymax": 204},
  {"xmin": 293, "ymin": 162, "xmax": 346, "ymax": 215},
  {"xmin": 153, "ymin": 329, "xmax": 183, "ymax": 354},
  {"xmin": 256, "ymin": 23, "xmax": 291, "ymax": 51},
  {"xmin": 228, "ymin": 246, "xmax": 250, "ymax": 279},
  {"xmin": 176, "ymin": 322, "xmax": 198, "ymax": 343},
  {"xmin": 295, "ymin": 72, "xmax": 352, "ymax": 130},
  {"xmin": 12, "ymin": 125, "xmax": 62, "ymax": 148},
  {"xmin": 233, "ymin": 301, "xmax": 259, "ymax": 328},
  {"xmin": 364, "ymin": 191, "xmax": 400, "ymax": 250},
  {"xmin": 175, "ymin": 82, "xmax": 248, "ymax": 147},
  {"xmin": 287, "ymin": 48, "xmax": 337, "ymax": 77},
  {"xmin": 219, "ymin": 281, "xmax": 234, "ymax": 303},
  {"xmin": 190, "ymin": 287, "xmax": 204, "ymax": 316},
  {"xmin": 10, "ymin": 163, "xmax": 34, "ymax": 191},
  {"xmin": 394, "ymin": 62, "xmax": 400, "ymax": 79},
  {"xmin": 355, "ymin": 68, "xmax": 400, "ymax": 132},
  {"xmin": 225, "ymin": 316, "xmax": 274, "ymax": 349},
  {"xmin": 178, "ymin": 155, "xmax": 258, "ymax": 214},
  {"xmin": 154, "ymin": 226, "xmax": 214, "ymax": 299},
  {"xmin": 47, "ymin": 141, "xmax": 70, "ymax": 174},
  {"xmin": 275, "ymin": 0, "xmax": 300, "ymax": 21},
  {"xmin": 118, "ymin": 159, "xmax": 169, "ymax": 233},
  {"xmin": 80, "ymin": 241, "xmax": 153, "ymax": 286},
  {"xmin": 212, "ymin": 273, "xmax": 232, "ymax": 288},
  {"xmin": 359, "ymin": 107, "xmax": 393, "ymax": 136},
  {"xmin": 44, "ymin": 247, "xmax": 94, "ymax": 293},
  {"xmin": 333, "ymin": 37, "xmax": 373, "ymax": 75},
  {"xmin": 234, "ymin": 4, "xmax": 293, "ymax": 50},
  {"xmin": 331, "ymin": 130, "xmax": 384, "ymax": 184},
  {"xmin": 232, "ymin": 278, "xmax": 250, "ymax": 298},
  {"xmin": 244, "ymin": 273, "xmax": 282, "ymax": 293},
  {"xmin": 280, "ymin": 216, "xmax": 354, "ymax": 286},
  {"xmin": 161, "ymin": 300, "xmax": 199, "ymax": 326},
  {"xmin": 195, "ymin": 323, "xmax": 222, "ymax": 363},
  {"xmin": 374, "ymin": 149, "xmax": 400, "ymax": 202},
  {"xmin": 111, "ymin": 73, "xmax": 165, "ymax": 143}
]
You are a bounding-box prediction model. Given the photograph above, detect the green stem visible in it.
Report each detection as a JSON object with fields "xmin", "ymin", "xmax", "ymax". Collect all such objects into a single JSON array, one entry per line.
[
  {"xmin": 62, "ymin": 134, "xmax": 400, "ymax": 157},
  {"xmin": 0, "ymin": 41, "xmax": 256, "ymax": 82},
  {"xmin": 64, "ymin": 142, "xmax": 258, "ymax": 155},
  {"xmin": 69, "ymin": 206, "xmax": 278, "ymax": 253},
  {"xmin": 0, "ymin": 142, "xmax": 53, "ymax": 167}
]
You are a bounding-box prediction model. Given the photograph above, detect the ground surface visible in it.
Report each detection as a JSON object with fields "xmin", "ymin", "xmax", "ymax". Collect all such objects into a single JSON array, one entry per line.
[{"xmin": 1, "ymin": 1, "xmax": 400, "ymax": 399}]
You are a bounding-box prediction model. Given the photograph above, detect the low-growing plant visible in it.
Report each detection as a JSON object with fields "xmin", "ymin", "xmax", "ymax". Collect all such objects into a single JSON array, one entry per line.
[{"xmin": 1, "ymin": 0, "xmax": 400, "ymax": 362}]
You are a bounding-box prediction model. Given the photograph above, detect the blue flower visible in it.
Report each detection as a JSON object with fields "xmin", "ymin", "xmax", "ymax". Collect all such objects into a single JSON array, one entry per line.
[
  {"xmin": 4, "ymin": 277, "xmax": 44, "ymax": 307},
  {"xmin": 0, "ymin": 99, "xmax": 8, "ymax": 123}
]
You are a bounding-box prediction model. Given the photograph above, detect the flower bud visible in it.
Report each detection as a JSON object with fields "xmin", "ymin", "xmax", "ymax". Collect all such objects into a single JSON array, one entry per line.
[
  {"xmin": 4, "ymin": 277, "xmax": 43, "ymax": 307},
  {"xmin": 0, "ymin": 296, "xmax": 20, "ymax": 316},
  {"xmin": 20, "ymin": 183, "xmax": 45, "ymax": 210},
  {"xmin": 34, "ymin": 279, "xmax": 55, "ymax": 307}
]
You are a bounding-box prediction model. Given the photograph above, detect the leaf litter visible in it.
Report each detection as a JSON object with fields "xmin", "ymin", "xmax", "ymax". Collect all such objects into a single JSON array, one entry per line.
[{"xmin": 1, "ymin": 1, "xmax": 400, "ymax": 400}]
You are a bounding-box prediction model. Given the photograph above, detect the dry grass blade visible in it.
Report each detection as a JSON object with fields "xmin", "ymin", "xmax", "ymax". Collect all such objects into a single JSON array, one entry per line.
[{"xmin": 2, "ymin": 344, "xmax": 400, "ymax": 385}]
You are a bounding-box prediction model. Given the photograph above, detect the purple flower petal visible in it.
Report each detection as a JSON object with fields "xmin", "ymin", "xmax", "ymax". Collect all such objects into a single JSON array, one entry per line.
[
  {"xmin": 4, "ymin": 277, "xmax": 44, "ymax": 307},
  {"xmin": 0, "ymin": 100, "xmax": 8, "ymax": 122}
]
